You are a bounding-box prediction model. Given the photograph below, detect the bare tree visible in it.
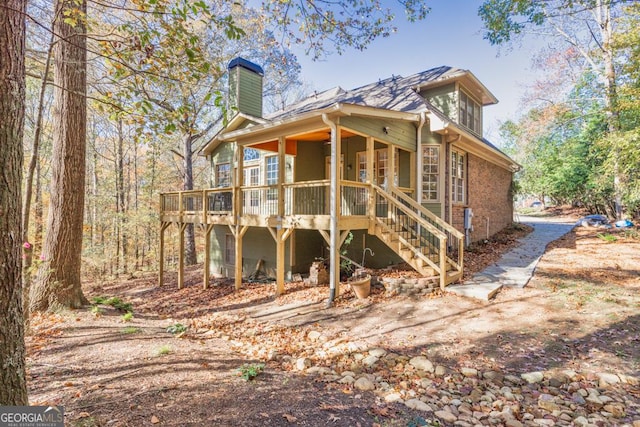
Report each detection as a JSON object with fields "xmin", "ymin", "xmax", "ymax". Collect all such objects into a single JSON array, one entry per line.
[{"xmin": 0, "ymin": 0, "xmax": 29, "ymax": 405}]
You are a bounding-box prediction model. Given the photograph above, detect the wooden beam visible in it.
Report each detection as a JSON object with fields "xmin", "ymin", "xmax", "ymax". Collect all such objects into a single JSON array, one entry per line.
[
  {"xmin": 367, "ymin": 136, "xmax": 376, "ymax": 234},
  {"xmin": 178, "ymin": 223, "xmax": 187, "ymax": 290},
  {"xmin": 203, "ymin": 224, "xmax": 214, "ymax": 289},
  {"xmin": 276, "ymin": 228, "xmax": 285, "ymax": 295},
  {"xmin": 158, "ymin": 222, "xmax": 170, "ymax": 286},
  {"xmin": 278, "ymin": 136, "xmax": 285, "ymax": 218},
  {"xmin": 233, "ymin": 225, "xmax": 249, "ymax": 291}
]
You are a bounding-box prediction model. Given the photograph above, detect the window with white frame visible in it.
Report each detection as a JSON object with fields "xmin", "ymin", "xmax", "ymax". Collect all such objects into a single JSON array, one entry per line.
[
  {"xmin": 225, "ymin": 234, "xmax": 235, "ymax": 265},
  {"xmin": 244, "ymin": 148, "xmax": 259, "ymax": 162},
  {"xmin": 355, "ymin": 148, "xmax": 399, "ymax": 187},
  {"xmin": 356, "ymin": 152, "xmax": 367, "ymax": 182},
  {"xmin": 215, "ymin": 163, "xmax": 231, "ymax": 187},
  {"xmin": 243, "ymin": 166, "xmax": 260, "ymax": 209},
  {"xmin": 265, "ymin": 155, "xmax": 278, "ymax": 200},
  {"xmin": 422, "ymin": 146, "xmax": 439, "ymax": 201},
  {"xmin": 451, "ymin": 150, "xmax": 466, "ymax": 204},
  {"xmin": 459, "ymin": 90, "xmax": 481, "ymax": 134}
]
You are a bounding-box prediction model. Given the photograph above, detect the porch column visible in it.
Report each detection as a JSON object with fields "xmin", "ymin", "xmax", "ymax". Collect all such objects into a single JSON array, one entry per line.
[
  {"xmin": 322, "ymin": 114, "xmax": 341, "ymax": 301},
  {"xmin": 234, "ymin": 143, "xmax": 244, "ymax": 223},
  {"xmin": 178, "ymin": 223, "xmax": 186, "ymax": 289},
  {"xmin": 366, "ymin": 136, "xmax": 375, "ymax": 233},
  {"xmin": 388, "ymin": 144, "xmax": 396, "ymax": 190},
  {"xmin": 276, "ymin": 136, "xmax": 286, "ymax": 293}
]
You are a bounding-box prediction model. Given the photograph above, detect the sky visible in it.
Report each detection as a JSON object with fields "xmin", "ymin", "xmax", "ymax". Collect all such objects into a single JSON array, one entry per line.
[{"xmin": 289, "ymin": 0, "xmax": 544, "ymax": 145}]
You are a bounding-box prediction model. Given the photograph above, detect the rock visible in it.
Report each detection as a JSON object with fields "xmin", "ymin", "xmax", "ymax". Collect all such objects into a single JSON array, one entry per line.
[
  {"xmin": 461, "ymin": 367, "xmax": 478, "ymax": 378},
  {"xmin": 384, "ymin": 392, "xmax": 403, "ymax": 403},
  {"xmin": 538, "ymin": 394, "xmax": 561, "ymax": 412},
  {"xmin": 521, "ymin": 371, "xmax": 544, "ymax": 384},
  {"xmin": 571, "ymin": 392, "xmax": 586, "ymax": 405},
  {"xmin": 504, "ymin": 419, "xmax": 523, "ymax": 427},
  {"xmin": 362, "ymin": 355, "xmax": 379, "ymax": 367},
  {"xmin": 368, "ymin": 348, "xmax": 387, "ymax": 358},
  {"xmin": 409, "ymin": 356, "xmax": 434, "ymax": 373},
  {"xmin": 573, "ymin": 416, "xmax": 589, "ymax": 426},
  {"xmin": 532, "ymin": 418, "xmax": 554, "ymax": 426},
  {"xmin": 585, "ymin": 394, "xmax": 604, "ymax": 409},
  {"xmin": 435, "ymin": 365, "xmax": 447, "ymax": 376},
  {"xmin": 307, "ymin": 330, "xmax": 322, "ymax": 341},
  {"xmin": 597, "ymin": 372, "xmax": 620, "ymax": 387},
  {"xmin": 633, "ymin": 420, "xmax": 640, "ymax": 427},
  {"xmin": 296, "ymin": 357, "xmax": 311, "ymax": 371},
  {"xmin": 483, "ymin": 371, "xmax": 503, "ymax": 382},
  {"xmin": 404, "ymin": 398, "xmax": 430, "ymax": 412},
  {"xmin": 434, "ymin": 410, "xmax": 458, "ymax": 424},
  {"xmin": 338, "ymin": 375, "xmax": 355, "ymax": 384},
  {"xmin": 603, "ymin": 403, "xmax": 625, "ymax": 418},
  {"xmin": 306, "ymin": 366, "xmax": 331, "ymax": 375},
  {"xmin": 354, "ymin": 377, "xmax": 375, "ymax": 391}
]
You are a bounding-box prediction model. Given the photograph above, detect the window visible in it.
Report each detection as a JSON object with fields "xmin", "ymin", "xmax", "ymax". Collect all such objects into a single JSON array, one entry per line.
[
  {"xmin": 459, "ymin": 90, "xmax": 481, "ymax": 134},
  {"xmin": 377, "ymin": 149, "xmax": 388, "ymax": 187},
  {"xmin": 225, "ymin": 234, "xmax": 235, "ymax": 265},
  {"xmin": 215, "ymin": 163, "xmax": 231, "ymax": 187},
  {"xmin": 422, "ymin": 146, "xmax": 439, "ymax": 201},
  {"xmin": 355, "ymin": 148, "xmax": 399, "ymax": 187},
  {"xmin": 265, "ymin": 156, "xmax": 278, "ymax": 200},
  {"xmin": 244, "ymin": 148, "xmax": 259, "ymax": 162},
  {"xmin": 243, "ymin": 166, "xmax": 260, "ymax": 210},
  {"xmin": 357, "ymin": 152, "xmax": 367, "ymax": 182},
  {"xmin": 451, "ymin": 150, "xmax": 466, "ymax": 204}
]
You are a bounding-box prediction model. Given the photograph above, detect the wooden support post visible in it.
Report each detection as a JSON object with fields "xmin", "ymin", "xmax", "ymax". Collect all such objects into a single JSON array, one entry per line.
[
  {"xmin": 277, "ymin": 136, "xmax": 285, "ymax": 217},
  {"xmin": 230, "ymin": 225, "xmax": 249, "ymax": 291},
  {"xmin": 158, "ymin": 222, "xmax": 170, "ymax": 286},
  {"xmin": 388, "ymin": 143, "xmax": 396, "ymax": 190},
  {"xmin": 203, "ymin": 224, "xmax": 214, "ymax": 289},
  {"xmin": 268, "ymin": 226, "xmax": 293, "ymax": 296},
  {"xmin": 234, "ymin": 143, "xmax": 243, "ymax": 222},
  {"xmin": 439, "ymin": 237, "xmax": 447, "ymax": 290},
  {"xmin": 367, "ymin": 136, "xmax": 375, "ymax": 233},
  {"xmin": 178, "ymin": 223, "xmax": 187, "ymax": 289}
]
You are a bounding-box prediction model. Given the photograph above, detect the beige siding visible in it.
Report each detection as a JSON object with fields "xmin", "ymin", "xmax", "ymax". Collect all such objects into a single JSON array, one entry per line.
[
  {"xmin": 421, "ymin": 83, "xmax": 457, "ymax": 122},
  {"xmin": 229, "ymin": 66, "xmax": 263, "ymax": 117}
]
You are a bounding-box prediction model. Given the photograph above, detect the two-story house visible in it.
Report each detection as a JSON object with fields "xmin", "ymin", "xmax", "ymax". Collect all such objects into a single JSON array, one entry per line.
[{"xmin": 159, "ymin": 57, "xmax": 519, "ymax": 303}]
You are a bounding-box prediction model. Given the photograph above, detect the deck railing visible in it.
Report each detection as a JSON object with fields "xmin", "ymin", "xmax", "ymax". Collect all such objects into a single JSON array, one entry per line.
[
  {"xmin": 283, "ymin": 180, "xmax": 329, "ymax": 215},
  {"xmin": 240, "ymin": 185, "xmax": 279, "ymax": 216},
  {"xmin": 340, "ymin": 181, "xmax": 369, "ymax": 216}
]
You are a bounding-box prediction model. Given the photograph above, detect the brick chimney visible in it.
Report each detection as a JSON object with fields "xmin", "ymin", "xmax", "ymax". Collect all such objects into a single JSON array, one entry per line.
[{"xmin": 227, "ymin": 57, "xmax": 264, "ymax": 119}]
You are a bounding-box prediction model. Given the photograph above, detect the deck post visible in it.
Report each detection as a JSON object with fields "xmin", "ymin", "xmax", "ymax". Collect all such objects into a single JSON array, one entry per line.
[
  {"xmin": 232, "ymin": 225, "xmax": 248, "ymax": 291},
  {"xmin": 321, "ymin": 114, "xmax": 341, "ymax": 301},
  {"xmin": 203, "ymin": 224, "xmax": 214, "ymax": 289},
  {"xmin": 366, "ymin": 136, "xmax": 375, "ymax": 233},
  {"xmin": 234, "ymin": 143, "xmax": 243, "ymax": 223},
  {"xmin": 178, "ymin": 222, "xmax": 187, "ymax": 289},
  {"xmin": 158, "ymin": 222, "xmax": 170, "ymax": 286},
  {"xmin": 439, "ymin": 237, "xmax": 447, "ymax": 290},
  {"xmin": 276, "ymin": 228, "xmax": 285, "ymax": 295}
]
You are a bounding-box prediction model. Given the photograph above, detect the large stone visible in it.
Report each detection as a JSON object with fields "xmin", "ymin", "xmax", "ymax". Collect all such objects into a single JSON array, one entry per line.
[
  {"xmin": 409, "ymin": 356, "xmax": 434, "ymax": 373},
  {"xmin": 384, "ymin": 392, "xmax": 403, "ymax": 403},
  {"xmin": 296, "ymin": 357, "xmax": 312, "ymax": 371},
  {"xmin": 573, "ymin": 416, "xmax": 589, "ymax": 426},
  {"xmin": 521, "ymin": 371, "xmax": 544, "ymax": 384},
  {"xmin": 603, "ymin": 403, "xmax": 626, "ymax": 418},
  {"xmin": 461, "ymin": 367, "xmax": 478, "ymax": 378},
  {"xmin": 362, "ymin": 355, "xmax": 379, "ymax": 367},
  {"xmin": 368, "ymin": 348, "xmax": 387, "ymax": 358},
  {"xmin": 307, "ymin": 330, "xmax": 322, "ymax": 341},
  {"xmin": 597, "ymin": 372, "xmax": 620, "ymax": 387},
  {"xmin": 585, "ymin": 394, "xmax": 604, "ymax": 409},
  {"xmin": 354, "ymin": 377, "xmax": 375, "ymax": 391},
  {"xmin": 537, "ymin": 394, "xmax": 561, "ymax": 412},
  {"xmin": 434, "ymin": 410, "xmax": 458, "ymax": 424},
  {"xmin": 405, "ymin": 398, "xmax": 431, "ymax": 412}
]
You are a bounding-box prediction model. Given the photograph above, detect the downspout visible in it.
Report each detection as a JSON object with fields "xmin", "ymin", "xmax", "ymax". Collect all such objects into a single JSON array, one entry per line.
[{"xmin": 322, "ymin": 113, "xmax": 338, "ymax": 307}]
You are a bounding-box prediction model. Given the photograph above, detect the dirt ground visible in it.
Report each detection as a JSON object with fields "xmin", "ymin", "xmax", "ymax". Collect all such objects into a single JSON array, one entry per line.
[{"xmin": 26, "ymin": 213, "xmax": 640, "ymax": 426}]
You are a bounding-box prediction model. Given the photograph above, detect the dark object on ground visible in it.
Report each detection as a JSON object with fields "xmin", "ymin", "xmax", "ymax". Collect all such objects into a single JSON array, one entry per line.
[{"xmin": 576, "ymin": 214, "xmax": 610, "ymax": 228}]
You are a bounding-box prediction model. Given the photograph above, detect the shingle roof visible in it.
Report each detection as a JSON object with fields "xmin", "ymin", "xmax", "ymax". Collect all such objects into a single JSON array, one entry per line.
[{"xmin": 266, "ymin": 66, "xmax": 462, "ymax": 120}]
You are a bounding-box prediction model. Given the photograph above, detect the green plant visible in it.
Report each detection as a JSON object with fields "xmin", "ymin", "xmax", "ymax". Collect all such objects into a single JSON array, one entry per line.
[
  {"xmin": 597, "ymin": 233, "xmax": 618, "ymax": 243},
  {"xmin": 166, "ymin": 323, "xmax": 188, "ymax": 334},
  {"xmin": 339, "ymin": 231, "xmax": 354, "ymax": 275},
  {"xmin": 90, "ymin": 305, "xmax": 102, "ymax": 317},
  {"xmin": 121, "ymin": 326, "xmax": 141, "ymax": 334},
  {"xmin": 156, "ymin": 345, "xmax": 172, "ymax": 356},
  {"xmin": 91, "ymin": 296, "xmax": 133, "ymax": 313},
  {"xmin": 238, "ymin": 363, "xmax": 264, "ymax": 381},
  {"xmin": 121, "ymin": 312, "xmax": 134, "ymax": 322}
]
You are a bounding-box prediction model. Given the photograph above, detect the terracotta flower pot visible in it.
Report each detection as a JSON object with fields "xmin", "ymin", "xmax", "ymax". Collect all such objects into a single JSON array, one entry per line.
[{"xmin": 348, "ymin": 274, "xmax": 371, "ymax": 299}]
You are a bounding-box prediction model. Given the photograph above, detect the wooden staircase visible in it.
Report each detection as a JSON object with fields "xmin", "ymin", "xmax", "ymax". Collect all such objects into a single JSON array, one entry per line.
[{"xmin": 372, "ymin": 185, "xmax": 464, "ymax": 289}]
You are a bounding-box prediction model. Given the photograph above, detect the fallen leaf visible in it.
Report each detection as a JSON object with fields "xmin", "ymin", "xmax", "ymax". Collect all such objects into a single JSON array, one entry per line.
[
  {"xmin": 63, "ymin": 382, "xmax": 74, "ymax": 387},
  {"xmin": 328, "ymin": 414, "xmax": 341, "ymax": 422},
  {"xmin": 282, "ymin": 413, "xmax": 297, "ymax": 423},
  {"xmin": 151, "ymin": 415, "xmax": 160, "ymax": 424},
  {"xmin": 77, "ymin": 412, "xmax": 91, "ymax": 419}
]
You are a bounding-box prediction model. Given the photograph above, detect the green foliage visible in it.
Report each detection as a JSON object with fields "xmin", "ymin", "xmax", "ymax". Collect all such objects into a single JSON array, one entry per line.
[
  {"xmin": 166, "ymin": 323, "xmax": 188, "ymax": 334},
  {"xmin": 121, "ymin": 312, "xmax": 134, "ymax": 322},
  {"xmin": 92, "ymin": 296, "xmax": 133, "ymax": 313},
  {"xmin": 597, "ymin": 233, "xmax": 618, "ymax": 243},
  {"xmin": 156, "ymin": 345, "xmax": 172, "ymax": 356},
  {"xmin": 90, "ymin": 305, "xmax": 103, "ymax": 317},
  {"xmin": 237, "ymin": 363, "xmax": 264, "ymax": 381},
  {"xmin": 478, "ymin": 0, "xmax": 544, "ymax": 45},
  {"xmin": 121, "ymin": 326, "xmax": 142, "ymax": 334}
]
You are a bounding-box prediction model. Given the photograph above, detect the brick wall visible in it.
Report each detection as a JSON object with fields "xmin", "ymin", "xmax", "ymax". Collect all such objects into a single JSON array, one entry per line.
[{"xmin": 451, "ymin": 153, "xmax": 514, "ymax": 243}]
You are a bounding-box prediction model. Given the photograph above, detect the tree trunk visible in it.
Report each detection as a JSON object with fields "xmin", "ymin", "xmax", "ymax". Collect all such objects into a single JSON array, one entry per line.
[
  {"xmin": 22, "ymin": 31, "xmax": 54, "ymax": 322},
  {"xmin": 183, "ymin": 133, "xmax": 197, "ymax": 265},
  {"xmin": 0, "ymin": 0, "xmax": 29, "ymax": 405},
  {"xmin": 31, "ymin": 0, "xmax": 89, "ymax": 311}
]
